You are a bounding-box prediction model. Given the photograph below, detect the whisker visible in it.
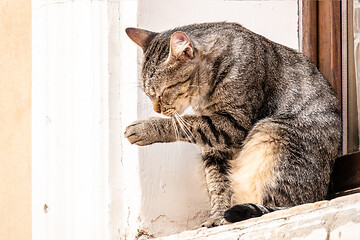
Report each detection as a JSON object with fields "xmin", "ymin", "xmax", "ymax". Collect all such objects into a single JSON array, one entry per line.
[
  {"xmin": 176, "ymin": 112, "xmax": 193, "ymax": 130},
  {"xmin": 180, "ymin": 118, "xmax": 196, "ymax": 142},
  {"xmin": 175, "ymin": 112, "xmax": 196, "ymax": 144},
  {"xmin": 174, "ymin": 114, "xmax": 190, "ymax": 142},
  {"xmin": 172, "ymin": 116, "xmax": 180, "ymax": 141}
]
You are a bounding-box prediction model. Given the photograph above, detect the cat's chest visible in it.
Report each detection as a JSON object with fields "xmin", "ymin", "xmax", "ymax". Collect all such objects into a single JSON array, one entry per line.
[
  {"xmin": 190, "ymin": 97, "xmax": 212, "ymax": 115},
  {"xmin": 191, "ymin": 105, "xmax": 206, "ymax": 114},
  {"xmin": 191, "ymin": 96, "xmax": 225, "ymax": 115}
]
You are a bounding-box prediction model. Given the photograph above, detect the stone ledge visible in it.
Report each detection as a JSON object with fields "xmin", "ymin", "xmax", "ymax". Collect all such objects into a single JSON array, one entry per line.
[{"xmin": 156, "ymin": 193, "xmax": 360, "ymax": 240}]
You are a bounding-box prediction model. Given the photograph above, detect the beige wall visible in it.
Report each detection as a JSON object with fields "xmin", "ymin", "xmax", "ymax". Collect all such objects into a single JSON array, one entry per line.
[{"xmin": 0, "ymin": 1, "xmax": 31, "ymax": 240}]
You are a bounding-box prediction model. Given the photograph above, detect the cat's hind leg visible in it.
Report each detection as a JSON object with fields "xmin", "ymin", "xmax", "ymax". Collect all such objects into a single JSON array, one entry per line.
[
  {"xmin": 227, "ymin": 117, "xmax": 331, "ymax": 223},
  {"xmin": 230, "ymin": 119, "xmax": 283, "ymax": 207},
  {"xmin": 224, "ymin": 204, "xmax": 285, "ymax": 223},
  {"xmin": 226, "ymin": 119, "xmax": 293, "ymax": 223}
]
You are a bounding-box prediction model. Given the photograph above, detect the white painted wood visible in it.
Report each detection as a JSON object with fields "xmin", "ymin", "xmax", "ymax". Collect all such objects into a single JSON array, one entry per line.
[
  {"xmin": 108, "ymin": 1, "xmax": 145, "ymax": 239},
  {"xmin": 32, "ymin": 1, "xmax": 109, "ymax": 239},
  {"xmin": 157, "ymin": 193, "xmax": 360, "ymax": 240}
]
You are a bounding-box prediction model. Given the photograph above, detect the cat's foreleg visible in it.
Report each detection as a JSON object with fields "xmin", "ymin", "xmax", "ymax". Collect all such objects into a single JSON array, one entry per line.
[
  {"xmin": 201, "ymin": 150, "xmax": 233, "ymax": 228},
  {"xmin": 125, "ymin": 113, "xmax": 248, "ymax": 148},
  {"xmin": 176, "ymin": 114, "xmax": 248, "ymax": 148},
  {"xmin": 125, "ymin": 114, "xmax": 248, "ymax": 148}
]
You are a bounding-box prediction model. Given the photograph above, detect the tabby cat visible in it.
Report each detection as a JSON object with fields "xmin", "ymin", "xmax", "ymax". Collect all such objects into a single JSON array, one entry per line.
[{"xmin": 124, "ymin": 22, "xmax": 341, "ymax": 227}]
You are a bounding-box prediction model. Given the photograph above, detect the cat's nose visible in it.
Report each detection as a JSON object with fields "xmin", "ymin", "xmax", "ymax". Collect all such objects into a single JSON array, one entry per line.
[{"xmin": 152, "ymin": 99, "xmax": 161, "ymax": 113}]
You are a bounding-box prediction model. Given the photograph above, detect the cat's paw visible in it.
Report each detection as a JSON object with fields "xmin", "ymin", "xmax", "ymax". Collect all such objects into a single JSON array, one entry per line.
[
  {"xmin": 200, "ymin": 217, "xmax": 227, "ymax": 228},
  {"xmin": 224, "ymin": 204, "xmax": 265, "ymax": 223},
  {"xmin": 124, "ymin": 120, "xmax": 156, "ymax": 146},
  {"xmin": 124, "ymin": 118, "xmax": 171, "ymax": 146}
]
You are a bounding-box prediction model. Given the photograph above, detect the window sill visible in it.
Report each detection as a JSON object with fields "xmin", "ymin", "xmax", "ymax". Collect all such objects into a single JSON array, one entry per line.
[{"xmin": 156, "ymin": 193, "xmax": 360, "ymax": 240}]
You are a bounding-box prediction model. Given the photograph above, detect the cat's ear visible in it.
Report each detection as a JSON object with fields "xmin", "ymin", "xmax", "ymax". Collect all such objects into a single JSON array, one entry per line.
[
  {"xmin": 125, "ymin": 27, "xmax": 157, "ymax": 52},
  {"xmin": 168, "ymin": 31, "xmax": 194, "ymax": 61}
]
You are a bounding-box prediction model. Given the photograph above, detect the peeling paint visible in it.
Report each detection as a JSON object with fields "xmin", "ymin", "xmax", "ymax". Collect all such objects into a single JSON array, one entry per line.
[{"xmin": 43, "ymin": 204, "xmax": 49, "ymax": 214}]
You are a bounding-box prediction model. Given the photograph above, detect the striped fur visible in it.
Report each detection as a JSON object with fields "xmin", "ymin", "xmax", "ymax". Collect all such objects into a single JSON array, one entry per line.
[
  {"xmin": 201, "ymin": 150, "xmax": 233, "ymax": 227},
  {"xmin": 124, "ymin": 22, "xmax": 341, "ymax": 226}
]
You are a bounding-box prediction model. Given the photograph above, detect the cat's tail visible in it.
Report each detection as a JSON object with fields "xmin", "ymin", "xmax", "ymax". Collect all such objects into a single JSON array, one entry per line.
[{"xmin": 224, "ymin": 204, "xmax": 286, "ymax": 223}]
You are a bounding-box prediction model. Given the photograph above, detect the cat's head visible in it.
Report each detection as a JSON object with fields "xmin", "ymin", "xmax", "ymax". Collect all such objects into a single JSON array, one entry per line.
[{"xmin": 126, "ymin": 27, "xmax": 199, "ymax": 116}]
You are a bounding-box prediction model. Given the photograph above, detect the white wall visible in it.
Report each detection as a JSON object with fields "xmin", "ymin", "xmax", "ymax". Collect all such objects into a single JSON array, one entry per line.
[
  {"xmin": 138, "ymin": 0, "xmax": 299, "ymax": 49},
  {"xmin": 32, "ymin": 1, "xmax": 110, "ymax": 239},
  {"xmin": 32, "ymin": 0, "xmax": 299, "ymax": 239}
]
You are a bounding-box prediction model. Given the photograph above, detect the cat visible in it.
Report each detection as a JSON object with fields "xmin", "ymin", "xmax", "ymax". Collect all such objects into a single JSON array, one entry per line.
[{"xmin": 124, "ymin": 22, "xmax": 341, "ymax": 227}]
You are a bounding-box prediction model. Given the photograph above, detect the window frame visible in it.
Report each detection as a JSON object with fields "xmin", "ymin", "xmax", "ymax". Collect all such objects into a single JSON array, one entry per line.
[{"xmin": 302, "ymin": 0, "xmax": 360, "ymax": 198}]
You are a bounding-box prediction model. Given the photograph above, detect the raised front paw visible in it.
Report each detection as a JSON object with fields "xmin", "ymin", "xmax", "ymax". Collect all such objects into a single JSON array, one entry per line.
[
  {"xmin": 124, "ymin": 120, "xmax": 155, "ymax": 146},
  {"xmin": 124, "ymin": 118, "xmax": 171, "ymax": 146}
]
